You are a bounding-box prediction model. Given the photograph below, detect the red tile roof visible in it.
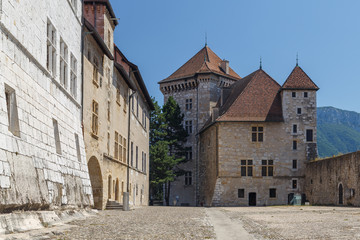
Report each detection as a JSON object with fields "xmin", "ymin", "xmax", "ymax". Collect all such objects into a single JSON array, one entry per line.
[
  {"xmin": 217, "ymin": 69, "xmax": 283, "ymax": 122},
  {"xmin": 282, "ymin": 66, "xmax": 319, "ymax": 90},
  {"xmin": 159, "ymin": 46, "xmax": 241, "ymax": 82}
]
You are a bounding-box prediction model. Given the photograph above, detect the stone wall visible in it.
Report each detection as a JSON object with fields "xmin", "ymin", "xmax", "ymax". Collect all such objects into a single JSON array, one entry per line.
[
  {"xmin": 305, "ymin": 151, "xmax": 360, "ymax": 206},
  {"xmin": 0, "ymin": 0, "xmax": 92, "ymax": 212}
]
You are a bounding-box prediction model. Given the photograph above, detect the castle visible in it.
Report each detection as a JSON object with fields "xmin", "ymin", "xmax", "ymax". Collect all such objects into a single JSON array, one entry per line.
[{"xmin": 160, "ymin": 45, "xmax": 319, "ymax": 206}]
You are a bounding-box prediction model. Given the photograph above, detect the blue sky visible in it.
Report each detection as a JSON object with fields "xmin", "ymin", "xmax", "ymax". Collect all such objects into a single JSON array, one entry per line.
[{"xmin": 110, "ymin": 0, "xmax": 360, "ymax": 113}]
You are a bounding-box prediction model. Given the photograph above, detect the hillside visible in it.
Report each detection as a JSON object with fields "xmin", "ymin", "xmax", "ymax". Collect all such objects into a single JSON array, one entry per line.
[{"xmin": 317, "ymin": 107, "xmax": 360, "ymax": 158}]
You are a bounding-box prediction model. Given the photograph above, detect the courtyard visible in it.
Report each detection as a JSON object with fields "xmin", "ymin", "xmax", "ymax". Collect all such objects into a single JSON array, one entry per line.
[{"xmin": 5, "ymin": 206, "xmax": 360, "ymax": 239}]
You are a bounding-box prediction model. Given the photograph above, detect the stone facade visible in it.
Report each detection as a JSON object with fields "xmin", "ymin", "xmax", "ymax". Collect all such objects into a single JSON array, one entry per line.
[
  {"xmin": 83, "ymin": 0, "xmax": 153, "ymax": 210},
  {"xmin": 0, "ymin": 0, "xmax": 93, "ymax": 212},
  {"xmin": 305, "ymin": 151, "xmax": 360, "ymax": 206}
]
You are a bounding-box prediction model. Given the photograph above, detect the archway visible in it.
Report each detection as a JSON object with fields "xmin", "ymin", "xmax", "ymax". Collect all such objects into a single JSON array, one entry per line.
[
  {"xmin": 88, "ymin": 157, "xmax": 103, "ymax": 210},
  {"xmin": 115, "ymin": 179, "xmax": 119, "ymax": 201},
  {"xmin": 339, "ymin": 183, "xmax": 343, "ymax": 205},
  {"xmin": 108, "ymin": 175, "xmax": 112, "ymax": 200}
]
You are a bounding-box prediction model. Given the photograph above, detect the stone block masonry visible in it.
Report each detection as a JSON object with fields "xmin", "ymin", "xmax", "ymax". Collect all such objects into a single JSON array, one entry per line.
[{"xmin": 0, "ymin": 0, "xmax": 92, "ymax": 212}]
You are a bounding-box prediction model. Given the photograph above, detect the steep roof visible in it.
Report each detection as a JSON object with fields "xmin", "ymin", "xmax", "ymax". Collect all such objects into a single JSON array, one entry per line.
[
  {"xmin": 159, "ymin": 46, "xmax": 241, "ymax": 83},
  {"xmin": 282, "ymin": 65, "xmax": 319, "ymax": 90},
  {"xmin": 217, "ymin": 69, "xmax": 283, "ymax": 122}
]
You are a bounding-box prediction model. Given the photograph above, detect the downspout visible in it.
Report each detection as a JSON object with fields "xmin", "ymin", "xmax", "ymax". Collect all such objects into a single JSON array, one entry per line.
[{"xmin": 196, "ymin": 78, "xmax": 199, "ymax": 206}]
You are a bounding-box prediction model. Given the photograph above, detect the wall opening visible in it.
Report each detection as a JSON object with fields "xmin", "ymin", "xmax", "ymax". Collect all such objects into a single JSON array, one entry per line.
[
  {"xmin": 339, "ymin": 184, "xmax": 343, "ymax": 205},
  {"xmin": 115, "ymin": 178, "xmax": 119, "ymax": 201},
  {"xmin": 53, "ymin": 119, "xmax": 62, "ymax": 154},
  {"xmin": 88, "ymin": 157, "xmax": 103, "ymax": 209},
  {"xmin": 108, "ymin": 175, "xmax": 112, "ymax": 200},
  {"xmin": 249, "ymin": 192, "xmax": 256, "ymax": 206},
  {"xmin": 5, "ymin": 84, "xmax": 20, "ymax": 137}
]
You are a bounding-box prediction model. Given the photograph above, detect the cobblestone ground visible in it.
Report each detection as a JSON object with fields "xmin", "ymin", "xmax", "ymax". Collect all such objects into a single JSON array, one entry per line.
[
  {"xmin": 223, "ymin": 206, "xmax": 360, "ymax": 240},
  {"xmin": 53, "ymin": 207, "xmax": 215, "ymax": 240}
]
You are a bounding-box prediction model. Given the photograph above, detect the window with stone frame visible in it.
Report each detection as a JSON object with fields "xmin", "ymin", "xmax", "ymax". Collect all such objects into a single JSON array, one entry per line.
[
  {"xmin": 252, "ymin": 126, "xmax": 263, "ymax": 142},
  {"xmin": 107, "ymin": 101, "xmax": 111, "ymax": 122},
  {"xmin": 60, "ymin": 38, "xmax": 68, "ymax": 88},
  {"xmin": 114, "ymin": 132, "xmax": 123, "ymax": 161},
  {"xmin": 5, "ymin": 84, "xmax": 20, "ymax": 137},
  {"xmin": 75, "ymin": 133, "xmax": 81, "ymax": 162},
  {"xmin": 123, "ymin": 138, "xmax": 127, "ymax": 163},
  {"xmin": 269, "ymin": 188, "xmax": 276, "ymax": 198},
  {"xmin": 304, "ymin": 92, "xmax": 308, "ymax": 98},
  {"xmin": 107, "ymin": 132, "xmax": 110, "ymax": 155},
  {"xmin": 124, "ymin": 90, "xmax": 128, "ymax": 113},
  {"xmin": 93, "ymin": 57, "xmax": 99, "ymax": 87},
  {"xmin": 136, "ymin": 146, "xmax": 139, "ymax": 169},
  {"xmin": 186, "ymin": 147, "xmax": 193, "ymax": 160},
  {"xmin": 292, "ymin": 92, "xmax": 296, "ymax": 98},
  {"xmin": 136, "ymin": 96, "xmax": 139, "ymax": 118},
  {"xmin": 143, "ymin": 153, "xmax": 146, "ymax": 172},
  {"xmin": 262, "ymin": 160, "xmax": 274, "ymax": 177},
  {"xmin": 116, "ymin": 88, "xmax": 121, "ymax": 106},
  {"xmin": 292, "ymin": 159, "xmax": 297, "ymax": 169},
  {"xmin": 292, "ymin": 179, "xmax": 298, "ymax": 189},
  {"xmin": 186, "ymin": 98, "xmax": 192, "ymax": 110},
  {"xmin": 131, "ymin": 142, "xmax": 134, "ymax": 166},
  {"xmin": 91, "ymin": 100, "xmax": 99, "ymax": 136},
  {"xmin": 293, "ymin": 140, "xmax": 297, "ymax": 150},
  {"xmin": 53, "ymin": 119, "xmax": 62, "ymax": 155},
  {"xmin": 142, "ymin": 110, "xmax": 147, "ymax": 127},
  {"xmin": 47, "ymin": 20, "xmax": 57, "ymax": 76},
  {"xmin": 306, "ymin": 129, "xmax": 313, "ymax": 142},
  {"xmin": 185, "ymin": 120, "xmax": 192, "ymax": 134},
  {"xmin": 70, "ymin": 54, "xmax": 77, "ymax": 98},
  {"xmin": 238, "ymin": 189, "xmax": 245, "ymax": 198},
  {"xmin": 185, "ymin": 172, "xmax": 192, "ymax": 185},
  {"xmin": 292, "ymin": 124, "xmax": 297, "ymax": 134},
  {"xmin": 241, "ymin": 160, "xmax": 253, "ymax": 177},
  {"xmin": 297, "ymin": 107, "xmax": 302, "ymax": 114}
]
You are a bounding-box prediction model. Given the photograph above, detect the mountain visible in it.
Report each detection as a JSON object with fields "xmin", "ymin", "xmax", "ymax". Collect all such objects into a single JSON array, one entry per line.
[{"xmin": 317, "ymin": 107, "xmax": 360, "ymax": 158}]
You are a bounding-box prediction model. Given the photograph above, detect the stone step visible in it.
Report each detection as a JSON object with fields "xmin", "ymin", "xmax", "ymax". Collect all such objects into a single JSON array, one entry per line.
[{"xmin": 106, "ymin": 205, "xmax": 123, "ymax": 210}]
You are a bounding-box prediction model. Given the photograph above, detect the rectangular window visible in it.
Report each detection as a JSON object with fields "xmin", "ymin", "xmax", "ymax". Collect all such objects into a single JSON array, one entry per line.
[
  {"xmin": 292, "ymin": 159, "xmax": 297, "ymax": 169},
  {"xmin": 292, "ymin": 179, "xmax": 298, "ymax": 189},
  {"xmin": 186, "ymin": 147, "xmax": 193, "ymax": 160},
  {"xmin": 123, "ymin": 138, "xmax": 127, "ymax": 163},
  {"xmin": 114, "ymin": 131, "xmax": 119, "ymax": 159},
  {"xmin": 107, "ymin": 101, "xmax": 111, "ymax": 121},
  {"xmin": 5, "ymin": 85, "xmax": 20, "ymax": 137},
  {"xmin": 238, "ymin": 189, "xmax": 245, "ymax": 198},
  {"xmin": 93, "ymin": 58, "xmax": 99, "ymax": 87},
  {"xmin": 304, "ymin": 92, "xmax": 308, "ymax": 98},
  {"xmin": 241, "ymin": 160, "xmax": 253, "ymax": 177},
  {"xmin": 185, "ymin": 172, "xmax": 192, "ymax": 185},
  {"xmin": 292, "ymin": 124, "xmax": 297, "ymax": 134},
  {"xmin": 116, "ymin": 88, "xmax": 121, "ymax": 105},
  {"xmin": 131, "ymin": 94, "xmax": 134, "ymax": 112},
  {"xmin": 136, "ymin": 146, "xmax": 138, "ymax": 169},
  {"xmin": 136, "ymin": 96, "xmax": 139, "ymax": 117},
  {"xmin": 292, "ymin": 92, "xmax": 296, "ymax": 98},
  {"xmin": 262, "ymin": 160, "xmax": 274, "ymax": 177},
  {"xmin": 53, "ymin": 119, "xmax": 61, "ymax": 155},
  {"xmin": 75, "ymin": 133, "xmax": 81, "ymax": 162},
  {"xmin": 47, "ymin": 20, "xmax": 56, "ymax": 76},
  {"xmin": 131, "ymin": 142, "xmax": 134, "ymax": 166},
  {"xmin": 144, "ymin": 153, "xmax": 146, "ymax": 172},
  {"xmin": 70, "ymin": 54, "xmax": 77, "ymax": 97},
  {"xmin": 60, "ymin": 38, "xmax": 68, "ymax": 88},
  {"xmin": 306, "ymin": 129, "xmax": 313, "ymax": 142},
  {"xmin": 186, "ymin": 99, "xmax": 192, "ymax": 110},
  {"xmin": 252, "ymin": 126, "xmax": 263, "ymax": 142},
  {"xmin": 297, "ymin": 108, "xmax": 302, "ymax": 114},
  {"xmin": 92, "ymin": 100, "xmax": 99, "ymax": 136},
  {"xmin": 293, "ymin": 140, "xmax": 297, "ymax": 150},
  {"xmin": 185, "ymin": 120, "xmax": 192, "ymax": 134},
  {"xmin": 269, "ymin": 188, "xmax": 276, "ymax": 198},
  {"xmin": 107, "ymin": 132, "xmax": 110, "ymax": 155}
]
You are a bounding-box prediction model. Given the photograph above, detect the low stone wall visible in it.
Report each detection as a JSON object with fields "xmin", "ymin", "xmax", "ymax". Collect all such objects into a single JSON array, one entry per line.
[{"xmin": 305, "ymin": 151, "xmax": 360, "ymax": 206}]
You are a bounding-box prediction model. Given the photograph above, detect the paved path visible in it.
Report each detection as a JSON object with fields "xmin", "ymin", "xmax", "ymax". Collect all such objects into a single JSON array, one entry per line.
[{"xmin": 205, "ymin": 208, "xmax": 253, "ymax": 240}]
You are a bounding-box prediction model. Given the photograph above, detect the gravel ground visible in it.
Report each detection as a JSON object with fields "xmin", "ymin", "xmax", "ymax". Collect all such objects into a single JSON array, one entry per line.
[
  {"xmin": 52, "ymin": 207, "xmax": 215, "ymax": 240},
  {"xmin": 222, "ymin": 206, "xmax": 360, "ymax": 240}
]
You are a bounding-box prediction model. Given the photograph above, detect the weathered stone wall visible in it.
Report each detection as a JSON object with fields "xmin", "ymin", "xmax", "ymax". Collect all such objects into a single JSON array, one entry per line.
[
  {"xmin": 0, "ymin": 0, "xmax": 92, "ymax": 212},
  {"xmin": 305, "ymin": 151, "xmax": 360, "ymax": 206}
]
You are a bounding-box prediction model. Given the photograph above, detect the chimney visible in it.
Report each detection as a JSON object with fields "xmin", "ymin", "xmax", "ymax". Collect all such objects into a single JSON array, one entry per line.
[{"xmin": 221, "ymin": 59, "xmax": 229, "ymax": 74}]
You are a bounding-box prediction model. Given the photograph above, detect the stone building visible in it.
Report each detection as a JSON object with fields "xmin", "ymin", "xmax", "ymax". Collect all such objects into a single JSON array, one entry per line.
[
  {"xmin": 305, "ymin": 151, "xmax": 360, "ymax": 206},
  {"xmin": 83, "ymin": 0, "xmax": 154, "ymax": 210},
  {"xmin": 159, "ymin": 45, "xmax": 241, "ymax": 206},
  {"xmin": 0, "ymin": 0, "xmax": 93, "ymax": 212},
  {"xmin": 199, "ymin": 65, "xmax": 319, "ymax": 206}
]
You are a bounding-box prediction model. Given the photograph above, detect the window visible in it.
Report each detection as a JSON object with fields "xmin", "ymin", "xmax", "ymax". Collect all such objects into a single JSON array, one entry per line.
[
  {"xmin": 75, "ymin": 133, "xmax": 81, "ymax": 162},
  {"xmin": 116, "ymin": 89, "xmax": 121, "ymax": 105},
  {"xmin": 107, "ymin": 101, "xmax": 111, "ymax": 121},
  {"xmin": 70, "ymin": 54, "xmax": 77, "ymax": 97},
  {"xmin": 114, "ymin": 132, "xmax": 123, "ymax": 161},
  {"xmin": 107, "ymin": 132, "xmax": 110, "ymax": 155},
  {"xmin": 93, "ymin": 58, "xmax": 99, "ymax": 87},
  {"xmin": 185, "ymin": 172, "xmax": 192, "ymax": 185},
  {"xmin": 297, "ymin": 108, "xmax": 302, "ymax": 114},
  {"xmin": 60, "ymin": 39, "xmax": 68, "ymax": 88},
  {"xmin": 123, "ymin": 138, "xmax": 127, "ymax": 163},
  {"xmin": 252, "ymin": 126, "xmax": 263, "ymax": 142},
  {"xmin": 292, "ymin": 124, "xmax": 297, "ymax": 134},
  {"xmin": 124, "ymin": 90, "xmax": 128, "ymax": 113},
  {"xmin": 142, "ymin": 152, "xmax": 145, "ymax": 172},
  {"xmin": 262, "ymin": 160, "xmax": 274, "ymax": 177},
  {"xmin": 304, "ymin": 92, "xmax": 308, "ymax": 98},
  {"xmin": 186, "ymin": 147, "xmax": 192, "ymax": 160},
  {"xmin": 5, "ymin": 85, "xmax": 20, "ymax": 137},
  {"xmin": 131, "ymin": 94, "xmax": 135, "ymax": 112},
  {"xmin": 186, "ymin": 99, "xmax": 192, "ymax": 110},
  {"xmin": 144, "ymin": 153, "xmax": 146, "ymax": 172},
  {"xmin": 136, "ymin": 146, "xmax": 138, "ymax": 169},
  {"xmin": 47, "ymin": 20, "xmax": 56, "ymax": 76},
  {"xmin": 92, "ymin": 100, "xmax": 99, "ymax": 136},
  {"xmin": 238, "ymin": 189, "xmax": 245, "ymax": 198},
  {"xmin": 269, "ymin": 188, "xmax": 276, "ymax": 198},
  {"xmin": 241, "ymin": 160, "xmax": 253, "ymax": 177},
  {"xmin": 292, "ymin": 159, "xmax": 297, "ymax": 169},
  {"xmin": 142, "ymin": 111, "xmax": 147, "ymax": 127},
  {"xmin": 131, "ymin": 142, "xmax": 134, "ymax": 166},
  {"xmin": 292, "ymin": 179, "xmax": 298, "ymax": 189},
  {"xmin": 306, "ymin": 129, "xmax": 313, "ymax": 142},
  {"xmin": 185, "ymin": 120, "xmax": 192, "ymax": 134},
  {"xmin": 136, "ymin": 96, "xmax": 139, "ymax": 117},
  {"xmin": 292, "ymin": 92, "xmax": 296, "ymax": 98},
  {"xmin": 53, "ymin": 119, "xmax": 61, "ymax": 154},
  {"xmin": 293, "ymin": 140, "xmax": 297, "ymax": 150}
]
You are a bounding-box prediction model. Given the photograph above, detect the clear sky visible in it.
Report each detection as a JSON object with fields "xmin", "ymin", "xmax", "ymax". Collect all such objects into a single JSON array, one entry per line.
[{"xmin": 110, "ymin": 0, "xmax": 360, "ymax": 113}]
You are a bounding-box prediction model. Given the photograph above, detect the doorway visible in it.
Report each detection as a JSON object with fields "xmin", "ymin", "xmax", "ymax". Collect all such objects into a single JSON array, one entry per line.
[
  {"xmin": 88, "ymin": 157, "xmax": 103, "ymax": 210},
  {"xmin": 339, "ymin": 184, "xmax": 343, "ymax": 205},
  {"xmin": 249, "ymin": 192, "xmax": 256, "ymax": 206},
  {"xmin": 288, "ymin": 193, "xmax": 294, "ymax": 204},
  {"xmin": 115, "ymin": 179, "xmax": 119, "ymax": 201}
]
